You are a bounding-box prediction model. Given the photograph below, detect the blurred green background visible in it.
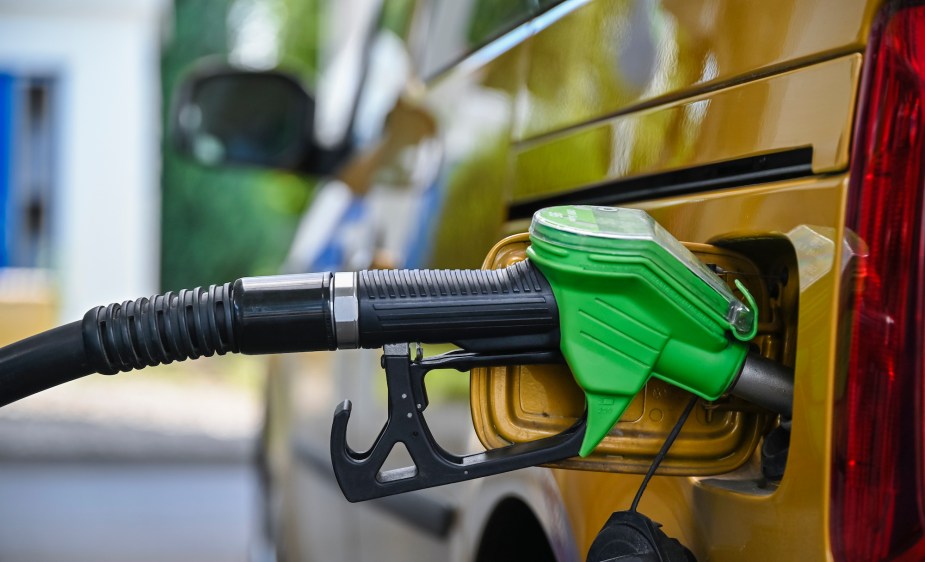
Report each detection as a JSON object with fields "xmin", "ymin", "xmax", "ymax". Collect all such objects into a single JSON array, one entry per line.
[{"xmin": 160, "ymin": 0, "xmax": 323, "ymax": 291}]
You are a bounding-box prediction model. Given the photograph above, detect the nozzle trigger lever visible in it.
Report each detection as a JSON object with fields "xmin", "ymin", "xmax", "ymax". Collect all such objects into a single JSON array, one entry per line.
[{"xmin": 330, "ymin": 343, "xmax": 586, "ymax": 502}]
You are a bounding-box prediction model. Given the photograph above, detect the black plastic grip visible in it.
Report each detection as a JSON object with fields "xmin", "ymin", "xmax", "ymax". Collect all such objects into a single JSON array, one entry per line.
[
  {"xmin": 82, "ymin": 284, "xmax": 238, "ymax": 375},
  {"xmin": 356, "ymin": 260, "xmax": 560, "ymax": 352}
]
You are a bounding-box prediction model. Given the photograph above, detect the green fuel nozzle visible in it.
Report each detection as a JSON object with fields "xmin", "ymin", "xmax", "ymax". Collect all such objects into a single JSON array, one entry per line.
[
  {"xmin": 0, "ymin": 204, "xmax": 790, "ymax": 502},
  {"xmin": 527, "ymin": 206, "xmax": 760, "ymax": 456}
]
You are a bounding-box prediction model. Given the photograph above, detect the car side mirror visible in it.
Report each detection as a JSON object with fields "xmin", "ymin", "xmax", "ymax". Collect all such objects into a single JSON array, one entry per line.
[{"xmin": 172, "ymin": 66, "xmax": 342, "ymax": 174}]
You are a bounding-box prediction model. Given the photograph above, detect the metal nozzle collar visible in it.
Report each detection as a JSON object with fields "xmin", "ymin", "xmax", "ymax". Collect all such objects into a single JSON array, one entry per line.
[{"xmin": 332, "ymin": 272, "xmax": 360, "ymax": 349}]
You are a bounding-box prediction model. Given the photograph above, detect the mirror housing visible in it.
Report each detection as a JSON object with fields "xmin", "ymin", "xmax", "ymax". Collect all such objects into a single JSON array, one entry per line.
[{"xmin": 171, "ymin": 65, "xmax": 346, "ymax": 174}]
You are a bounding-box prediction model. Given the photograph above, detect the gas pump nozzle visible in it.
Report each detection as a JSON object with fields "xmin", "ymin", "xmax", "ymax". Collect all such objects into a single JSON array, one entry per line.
[{"xmin": 0, "ymin": 206, "xmax": 792, "ymax": 502}]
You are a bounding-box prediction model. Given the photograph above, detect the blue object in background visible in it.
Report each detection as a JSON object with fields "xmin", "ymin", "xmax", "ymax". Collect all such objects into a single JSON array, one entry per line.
[
  {"xmin": 0, "ymin": 72, "xmax": 13, "ymax": 268},
  {"xmin": 402, "ymin": 172, "xmax": 444, "ymax": 269},
  {"xmin": 311, "ymin": 197, "xmax": 368, "ymax": 272}
]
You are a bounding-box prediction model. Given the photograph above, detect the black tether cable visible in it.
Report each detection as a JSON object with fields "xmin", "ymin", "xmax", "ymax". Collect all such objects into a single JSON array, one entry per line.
[{"xmin": 630, "ymin": 395, "xmax": 699, "ymax": 513}]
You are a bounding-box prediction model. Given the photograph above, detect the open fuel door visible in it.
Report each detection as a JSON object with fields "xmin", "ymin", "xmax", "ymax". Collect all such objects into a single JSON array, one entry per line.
[{"xmin": 471, "ymin": 232, "xmax": 796, "ymax": 476}]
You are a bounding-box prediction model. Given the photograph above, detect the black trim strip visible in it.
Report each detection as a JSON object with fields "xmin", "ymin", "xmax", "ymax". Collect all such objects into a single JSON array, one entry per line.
[
  {"xmin": 291, "ymin": 439, "xmax": 456, "ymax": 539},
  {"xmin": 508, "ymin": 147, "xmax": 814, "ymax": 220}
]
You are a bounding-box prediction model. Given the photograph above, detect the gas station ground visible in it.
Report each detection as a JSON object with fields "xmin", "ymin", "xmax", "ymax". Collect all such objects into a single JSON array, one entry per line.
[{"xmin": 0, "ymin": 355, "xmax": 265, "ymax": 562}]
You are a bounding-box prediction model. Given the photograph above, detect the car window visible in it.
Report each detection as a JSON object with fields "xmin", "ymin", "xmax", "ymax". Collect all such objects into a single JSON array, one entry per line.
[{"xmin": 420, "ymin": 0, "xmax": 536, "ymax": 78}]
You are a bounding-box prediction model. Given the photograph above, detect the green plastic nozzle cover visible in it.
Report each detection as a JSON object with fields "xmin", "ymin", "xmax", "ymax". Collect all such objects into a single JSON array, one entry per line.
[{"xmin": 527, "ymin": 206, "xmax": 757, "ymax": 456}]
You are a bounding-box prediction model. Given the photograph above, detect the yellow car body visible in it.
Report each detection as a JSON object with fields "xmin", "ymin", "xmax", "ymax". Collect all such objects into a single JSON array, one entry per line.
[{"xmin": 264, "ymin": 0, "xmax": 918, "ymax": 560}]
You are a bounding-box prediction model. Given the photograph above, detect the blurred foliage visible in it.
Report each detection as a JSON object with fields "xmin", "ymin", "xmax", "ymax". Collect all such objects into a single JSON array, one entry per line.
[
  {"xmin": 468, "ymin": 0, "xmax": 533, "ymax": 46},
  {"xmin": 160, "ymin": 0, "xmax": 319, "ymax": 291},
  {"xmin": 279, "ymin": 0, "xmax": 323, "ymax": 85},
  {"xmin": 380, "ymin": 0, "xmax": 416, "ymax": 37}
]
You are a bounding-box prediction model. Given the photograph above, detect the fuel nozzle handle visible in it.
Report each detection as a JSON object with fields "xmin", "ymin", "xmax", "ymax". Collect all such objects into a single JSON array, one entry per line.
[
  {"xmin": 233, "ymin": 260, "xmax": 560, "ymax": 354},
  {"xmin": 0, "ymin": 261, "xmax": 559, "ymax": 407},
  {"xmin": 91, "ymin": 260, "xmax": 559, "ymax": 366}
]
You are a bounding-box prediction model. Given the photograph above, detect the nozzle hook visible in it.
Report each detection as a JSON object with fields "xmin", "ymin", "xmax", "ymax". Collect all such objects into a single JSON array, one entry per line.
[{"xmin": 330, "ymin": 343, "xmax": 586, "ymax": 502}]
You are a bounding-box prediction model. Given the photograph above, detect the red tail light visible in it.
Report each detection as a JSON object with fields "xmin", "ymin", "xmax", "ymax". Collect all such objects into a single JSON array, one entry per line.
[{"xmin": 832, "ymin": 2, "xmax": 925, "ymax": 561}]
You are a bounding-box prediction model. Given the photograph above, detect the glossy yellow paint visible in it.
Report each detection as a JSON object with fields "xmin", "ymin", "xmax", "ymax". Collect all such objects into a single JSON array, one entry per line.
[
  {"xmin": 477, "ymin": 4, "xmax": 874, "ymax": 551},
  {"xmin": 513, "ymin": 54, "xmax": 860, "ymax": 202},
  {"xmin": 541, "ymin": 174, "xmax": 849, "ymax": 560},
  {"xmin": 516, "ymin": 0, "xmax": 876, "ymax": 141},
  {"xmin": 471, "ymin": 234, "xmax": 783, "ymax": 476}
]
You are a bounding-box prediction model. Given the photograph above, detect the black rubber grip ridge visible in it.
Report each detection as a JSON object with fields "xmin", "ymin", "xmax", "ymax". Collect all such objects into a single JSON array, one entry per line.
[
  {"xmin": 356, "ymin": 260, "xmax": 560, "ymax": 352},
  {"xmin": 82, "ymin": 283, "xmax": 238, "ymax": 375}
]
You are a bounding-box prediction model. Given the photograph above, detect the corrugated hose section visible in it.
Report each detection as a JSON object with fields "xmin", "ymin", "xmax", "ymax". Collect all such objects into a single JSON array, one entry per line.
[{"xmin": 81, "ymin": 283, "xmax": 239, "ymax": 375}]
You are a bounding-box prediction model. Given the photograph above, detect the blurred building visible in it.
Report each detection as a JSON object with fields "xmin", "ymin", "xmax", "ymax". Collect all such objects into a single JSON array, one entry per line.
[{"xmin": 0, "ymin": 0, "xmax": 168, "ymax": 337}]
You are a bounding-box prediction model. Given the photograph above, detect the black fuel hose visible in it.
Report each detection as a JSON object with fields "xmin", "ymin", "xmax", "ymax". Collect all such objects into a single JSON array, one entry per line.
[
  {"xmin": 0, "ymin": 261, "xmax": 560, "ymax": 407},
  {"xmin": 0, "ymin": 322, "xmax": 96, "ymax": 409}
]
